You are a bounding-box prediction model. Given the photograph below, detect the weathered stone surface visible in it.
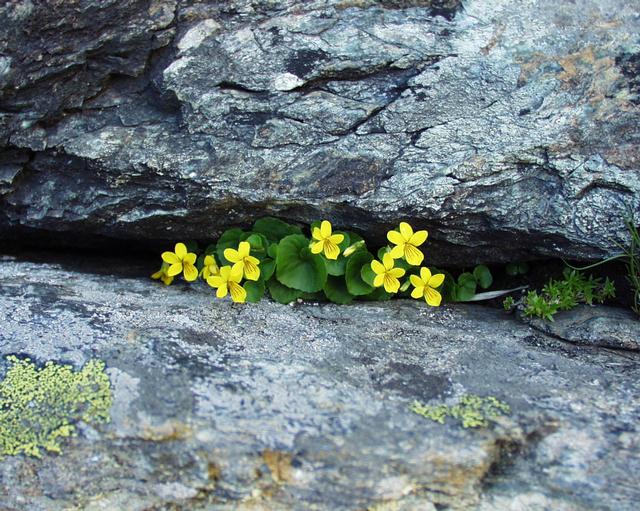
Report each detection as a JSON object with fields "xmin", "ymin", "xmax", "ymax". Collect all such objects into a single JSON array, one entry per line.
[
  {"xmin": 0, "ymin": 0, "xmax": 638, "ymax": 264},
  {"xmin": 524, "ymin": 304, "xmax": 640, "ymax": 351},
  {"xmin": 0, "ymin": 256, "xmax": 639, "ymax": 509}
]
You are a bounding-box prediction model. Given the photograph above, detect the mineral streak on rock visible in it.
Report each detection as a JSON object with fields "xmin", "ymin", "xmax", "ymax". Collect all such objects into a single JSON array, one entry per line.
[{"xmin": 0, "ymin": 0, "xmax": 639, "ymax": 265}]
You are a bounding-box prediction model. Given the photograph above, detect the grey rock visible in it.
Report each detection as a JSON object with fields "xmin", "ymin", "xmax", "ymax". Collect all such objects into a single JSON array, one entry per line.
[
  {"xmin": 523, "ymin": 304, "xmax": 639, "ymax": 351},
  {"xmin": 0, "ymin": 257, "xmax": 639, "ymax": 510},
  {"xmin": 0, "ymin": 0, "xmax": 639, "ymax": 265}
]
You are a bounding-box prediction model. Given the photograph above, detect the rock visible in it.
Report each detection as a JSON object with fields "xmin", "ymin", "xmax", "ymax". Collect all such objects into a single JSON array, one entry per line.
[
  {"xmin": 0, "ymin": 1, "xmax": 638, "ymax": 265},
  {"xmin": 523, "ymin": 304, "xmax": 639, "ymax": 351},
  {"xmin": 0, "ymin": 256, "xmax": 638, "ymax": 509}
]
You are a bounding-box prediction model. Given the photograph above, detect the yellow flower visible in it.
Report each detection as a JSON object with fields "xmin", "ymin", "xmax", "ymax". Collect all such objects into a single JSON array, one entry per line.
[
  {"xmin": 207, "ymin": 265, "xmax": 246, "ymax": 303},
  {"xmin": 387, "ymin": 222, "xmax": 428, "ymax": 266},
  {"xmin": 224, "ymin": 241, "xmax": 260, "ymax": 281},
  {"xmin": 151, "ymin": 263, "xmax": 174, "ymax": 285},
  {"xmin": 200, "ymin": 255, "xmax": 219, "ymax": 280},
  {"xmin": 410, "ymin": 267, "xmax": 445, "ymax": 306},
  {"xmin": 371, "ymin": 253, "xmax": 406, "ymax": 293},
  {"xmin": 310, "ymin": 220, "xmax": 344, "ymax": 260},
  {"xmin": 161, "ymin": 243, "xmax": 198, "ymax": 281}
]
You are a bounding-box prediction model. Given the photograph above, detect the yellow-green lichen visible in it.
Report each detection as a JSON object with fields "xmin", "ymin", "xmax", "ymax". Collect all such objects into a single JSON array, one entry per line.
[
  {"xmin": 410, "ymin": 394, "xmax": 510, "ymax": 428},
  {"xmin": 0, "ymin": 356, "xmax": 112, "ymax": 457}
]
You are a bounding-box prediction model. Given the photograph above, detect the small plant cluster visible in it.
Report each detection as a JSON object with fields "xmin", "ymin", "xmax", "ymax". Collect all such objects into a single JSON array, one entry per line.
[
  {"xmin": 0, "ymin": 356, "xmax": 112, "ymax": 458},
  {"xmin": 153, "ymin": 217, "xmax": 451, "ymax": 305},
  {"xmin": 506, "ymin": 268, "xmax": 615, "ymax": 321},
  {"xmin": 410, "ymin": 394, "xmax": 510, "ymax": 428}
]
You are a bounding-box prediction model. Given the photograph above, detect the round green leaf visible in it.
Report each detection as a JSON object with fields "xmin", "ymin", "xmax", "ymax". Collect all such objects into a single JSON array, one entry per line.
[
  {"xmin": 473, "ymin": 264, "xmax": 493, "ymax": 289},
  {"xmin": 267, "ymin": 278, "xmax": 302, "ymax": 304},
  {"xmin": 244, "ymin": 281, "xmax": 265, "ymax": 303},
  {"xmin": 361, "ymin": 262, "xmax": 377, "ymax": 287},
  {"xmin": 276, "ymin": 234, "xmax": 327, "ymax": 292},
  {"xmin": 323, "ymin": 276, "xmax": 354, "ymax": 304},
  {"xmin": 260, "ymin": 258, "xmax": 276, "ymax": 281},
  {"xmin": 325, "ymin": 256, "xmax": 347, "ymax": 276},
  {"xmin": 253, "ymin": 217, "xmax": 302, "ymax": 243},
  {"xmin": 455, "ymin": 272, "xmax": 477, "ymax": 301},
  {"xmin": 345, "ymin": 251, "xmax": 374, "ymax": 296}
]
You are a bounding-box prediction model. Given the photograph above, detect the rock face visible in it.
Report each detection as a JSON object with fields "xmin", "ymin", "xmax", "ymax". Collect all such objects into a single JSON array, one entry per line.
[
  {"xmin": 1, "ymin": 256, "xmax": 639, "ymax": 510},
  {"xmin": 1, "ymin": 0, "xmax": 639, "ymax": 265}
]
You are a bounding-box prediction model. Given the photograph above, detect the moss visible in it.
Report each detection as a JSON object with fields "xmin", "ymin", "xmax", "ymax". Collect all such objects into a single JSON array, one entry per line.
[
  {"xmin": 0, "ymin": 355, "xmax": 112, "ymax": 458},
  {"xmin": 410, "ymin": 394, "xmax": 510, "ymax": 428}
]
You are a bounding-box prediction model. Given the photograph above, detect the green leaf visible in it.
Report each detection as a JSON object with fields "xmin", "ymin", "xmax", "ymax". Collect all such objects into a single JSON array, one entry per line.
[
  {"xmin": 325, "ymin": 256, "xmax": 348, "ymax": 276},
  {"xmin": 260, "ymin": 258, "xmax": 276, "ymax": 281},
  {"xmin": 267, "ymin": 278, "xmax": 302, "ymax": 304},
  {"xmin": 473, "ymin": 264, "xmax": 493, "ymax": 289},
  {"xmin": 216, "ymin": 228, "xmax": 245, "ymax": 265},
  {"xmin": 244, "ymin": 232, "xmax": 269, "ymax": 259},
  {"xmin": 276, "ymin": 234, "xmax": 327, "ymax": 292},
  {"xmin": 204, "ymin": 244, "xmax": 217, "ymax": 255},
  {"xmin": 253, "ymin": 217, "xmax": 302, "ymax": 243},
  {"xmin": 300, "ymin": 291, "xmax": 325, "ymax": 301},
  {"xmin": 244, "ymin": 280, "xmax": 265, "ymax": 303},
  {"xmin": 323, "ymin": 276, "xmax": 354, "ymax": 304},
  {"xmin": 455, "ymin": 272, "xmax": 477, "ymax": 301},
  {"xmin": 267, "ymin": 243, "xmax": 278, "ymax": 259},
  {"xmin": 335, "ymin": 231, "xmax": 350, "ymax": 252},
  {"xmin": 361, "ymin": 261, "xmax": 377, "ymax": 287},
  {"xmin": 377, "ymin": 246, "xmax": 391, "ymax": 260},
  {"xmin": 360, "ymin": 286, "xmax": 392, "ymax": 301},
  {"xmin": 345, "ymin": 251, "xmax": 374, "ymax": 296}
]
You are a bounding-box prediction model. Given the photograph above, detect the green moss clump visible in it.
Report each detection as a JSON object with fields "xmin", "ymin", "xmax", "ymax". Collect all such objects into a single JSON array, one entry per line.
[
  {"xmin": 410, "ymin": 394, "xmax": 510, "ymax": 428},
  {"xmin": 0, "ymin": 356, "xmax": 112, "ymax": 458}
]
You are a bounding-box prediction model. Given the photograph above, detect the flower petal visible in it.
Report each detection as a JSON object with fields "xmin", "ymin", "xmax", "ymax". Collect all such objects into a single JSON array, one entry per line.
[
  {"xmin": 167, "ymin": 263, "xmax": 182, "ymax": 276},
  {"xmin": 312, "ymin": 227, "xmax": 322, "ymax": 241},
  {"xmin": 429, "ymin": 273, "xmax": 445, "ymax": 288},
  {"xmin": 405, "ymin": 245, "xmax": 424, "ymax": 266},
  {"xmin": 238, "ymin": 241, "xmax": 251, "ymax": 258},
  {"xmin": 175, "ymin": 243, "xmax": 187, "ymax": 259},
  {"xmin": 151, "ymin": 270, "xmax": 163, "ymax": 280},
  {"xmin": 371, "ymin": 260, "xmax": 385, "ymax": 275},
  {"xmin": 409, "ymin": 229, "xmax": 428, "ymax": 246},
  {"xmin": 399, "ymin": 222, "xmax": 413, "ymax": 241},
  {"xmin": 162, "ymin": 276, "xmax": 173, "ymax": 286},
  {"xmin": 219, "ymin": 266, "xmax": 232, "ymax": 280},
  {"xmin": 204, "ymin": 255, "xmax": 214, "ymax": 266},
  {"xmin": 244, "ymin": 260, "xmax": 260, "ymax": 281},
  {"xmin": 323, "ymin": 241, "xmax": 340, "ymax": 260},
  {"xmin": 383, "ymin": 275, "xmax": 400, "ymax": 293},
  {"xmin": 310, "ymin": 241, "xmax": 324, "ymax": 254},
  {"xmin": 389, "ymin": 268, "xmax": 405, "ymax": 278},
  {"xmin": 183, "ymin": 262, "xmax": 198, "ymax": 282},
  {"xmin": 410, "ymin": 274, "xmax": 423, "ymax": 288},
  {"xmin": 320, "ymin": 220, "xmax": 332, "ymax": 238},
  {"xmin": 425, "ymin": 287, "xmax": 442, "ymax": 306},
  {"xmin": 229, "ymin": 282, "xmax": 247, "ymax": 303},
  {"xmin": 387, "ymin": 230, "xmax": 404, "ymax": 245},
  {"xmin": 411, "ymin": 286, "xmax": 424, "ymax": 299},
  {"xmin": 389, "ymin": 245, "xmax": 404, "ymax": 259},
  {"xmin": 231, "ymin": 262, "xmax": 244, "ymax": 280},
  {"xmin": 382, "ymin": 253, "xmax": 395, "ymax": 270},
  {"xmin": 373, "ymin": 274, "xmax": 385, "ymax": 287},
  {"xmin": 162, "ymin": 252, "xmax": 180, "ymax": 264},
  {"xmin": 230, "ymin": 265, "xmax": 244, "ymax": 283},
  {"xmin": 207, "ymin": 276, "xmax": 223, "ymax": 288},
  {"xmin": 329, "ymin": 233, "xmax": 344, "ymax": 245},
  {"xmin": 224, "ymin": 248, "xmax": 240, "ymax": 263},
  {"xmin": 216, "ymin": 284, "xmax": 228, "ymax": 298},
  {"xmin": 183, "ymin": 253, "xmax": 197, "ymax": 265},
  {"xmin": 420, "ymin": 267, "xmax": 432, "ymax": 282}
]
